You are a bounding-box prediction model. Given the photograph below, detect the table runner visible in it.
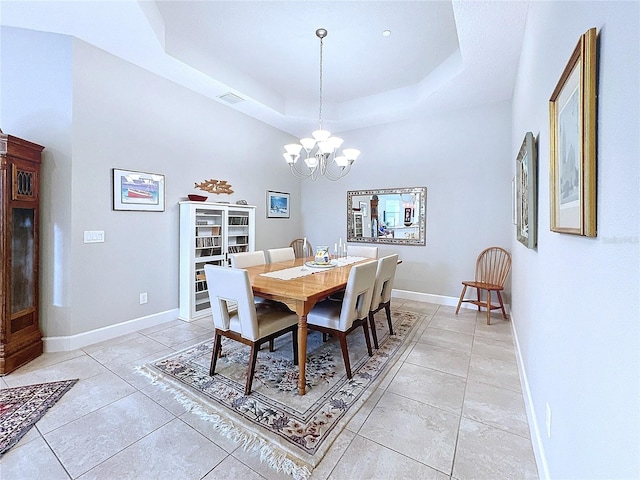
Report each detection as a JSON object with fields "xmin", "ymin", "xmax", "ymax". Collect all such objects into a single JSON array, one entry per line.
[{"xmin": 260, "ymin": 256, "xmax": 368, "ymax": 280}]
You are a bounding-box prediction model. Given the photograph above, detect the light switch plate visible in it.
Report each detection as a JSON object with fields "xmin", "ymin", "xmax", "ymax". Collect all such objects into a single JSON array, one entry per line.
[{"xmin": 84, "ymin": 230, "xmax": 105, "ymax": 243}]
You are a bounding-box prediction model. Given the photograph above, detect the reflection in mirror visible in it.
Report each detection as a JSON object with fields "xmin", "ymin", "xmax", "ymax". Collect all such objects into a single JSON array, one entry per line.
[{"xmin": 347, "ymin": 187, "xmax": 427, "ymax": 246}]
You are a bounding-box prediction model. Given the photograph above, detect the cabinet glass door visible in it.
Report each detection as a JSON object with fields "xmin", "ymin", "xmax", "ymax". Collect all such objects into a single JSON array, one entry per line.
[
  {"xmin": 11, "ymin": 208, "xmax": 35, "ymax": 315},
  {"xmin": 227, "ymin": 209, "xmax": 250, "ymax": 254}
]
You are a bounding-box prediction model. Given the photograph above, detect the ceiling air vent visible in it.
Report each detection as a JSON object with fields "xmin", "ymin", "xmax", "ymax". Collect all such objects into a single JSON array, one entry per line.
[{"xmin": 217, "ymin": 93, "xmax": 245, "ymax": 105}]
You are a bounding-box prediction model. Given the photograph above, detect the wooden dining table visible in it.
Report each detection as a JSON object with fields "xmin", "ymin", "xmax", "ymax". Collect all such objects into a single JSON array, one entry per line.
[{"xmin": 243, "ymin": 256, "xmax": 372, "ymax": 395}]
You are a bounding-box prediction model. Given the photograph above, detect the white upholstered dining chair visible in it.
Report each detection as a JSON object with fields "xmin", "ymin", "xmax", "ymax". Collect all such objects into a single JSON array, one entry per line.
[
  {"xmin": 230, "ymin": 250, "xmax": 267, "ymax": 305},
  {"xmin": 267, "ymin": 247, "xmax": 296, "ymax": 263},
  {"xmin": 306, "ymin": 260, "xmax": 377, "ymax": 378},
  {"xmin": 204, "ymin": 264, "xmax": 298, "ymax": 395},
  {"xmin": 230, "ymin": 250, "xmax": 266, "ymax": 268},
  {"xmin": 368, "ymin": 254, "xmax": 399, "ymax": 349},
  {"xmin": 346, "ymin": 245, "xmax": 378, "ymax": 258},
  {"xmin": 327, "ymin": 245, "xmax": 378, "ymax": 304},
  {"xmin": 229, "ymin": 249, "xmax": 276, "ymax": 350}
]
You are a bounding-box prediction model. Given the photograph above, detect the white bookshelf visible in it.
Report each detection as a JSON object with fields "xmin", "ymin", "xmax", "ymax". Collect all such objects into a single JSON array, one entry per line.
[
  {"xmin": 353, "ymin": 212, "xmax": 364, "ymax": 237},
  {"xmin": 179, "ymin": 201, "xmax": 256, "ymax": 321}
]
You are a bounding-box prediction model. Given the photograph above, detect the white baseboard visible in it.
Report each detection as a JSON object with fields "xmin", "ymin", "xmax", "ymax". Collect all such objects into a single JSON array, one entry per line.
[
  {"xmin": 392, "ymin": 288, "xmax": 511, "ymax": 312},
  {"xmin": 392, "ymin": 289, "xmax": 460, "ymax": 306},
  {"xmin": 510, "ymin": 311, "xmax": 550, "ymax": 480},
  {"xmin": 43, "ymin": 308, "xmax": 179, "ymax": 352}
]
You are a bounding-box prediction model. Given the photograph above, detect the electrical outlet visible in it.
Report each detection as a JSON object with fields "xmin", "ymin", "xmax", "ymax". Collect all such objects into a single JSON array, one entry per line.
[
  {"xmin": 139, "ymin": 292, "xmax": 148, "ymax": 304},
  {"xmin": 545, "ymin": 403, "xmax": 552, "ymax": 438}
]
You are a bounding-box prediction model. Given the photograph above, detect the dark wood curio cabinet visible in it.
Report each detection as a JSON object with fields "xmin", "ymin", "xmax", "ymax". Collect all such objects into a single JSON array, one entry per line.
[{"xmin": 0, "ymin": 133, "xmax": 44, "ymax": 375}]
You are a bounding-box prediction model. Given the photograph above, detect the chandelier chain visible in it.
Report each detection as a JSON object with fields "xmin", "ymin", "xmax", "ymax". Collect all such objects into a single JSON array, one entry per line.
[
  {"xmin": 318, "ymin": 35, "xmax": 324, "ymax": 130},
  {"xmin": 281, "ymin": 27, "xmax": 360, "ymax": 181}
]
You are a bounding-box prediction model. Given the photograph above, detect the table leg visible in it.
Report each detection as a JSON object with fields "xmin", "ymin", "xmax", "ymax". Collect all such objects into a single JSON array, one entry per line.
[{"xmin": 297, "ymin": 314, "xmax": 307, "ymax": 395}]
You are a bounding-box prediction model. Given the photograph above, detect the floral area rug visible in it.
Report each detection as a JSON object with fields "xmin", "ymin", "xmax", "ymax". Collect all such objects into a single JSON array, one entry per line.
[
  {"xmin": 0, "ymin": 379, "xmax": 78, "ymax": 455},
  {"xmin": 138, "ymin": 309, "xmax": 421, "ymax": 479}
]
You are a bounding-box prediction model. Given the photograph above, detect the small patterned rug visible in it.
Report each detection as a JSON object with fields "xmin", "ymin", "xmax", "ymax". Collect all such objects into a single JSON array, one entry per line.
[
  {"xmin": 138, "ymin": 309, "xmax": 421, "ymax": 479},
  {"xmin": 0, "ymin": 379, "xmax": 78, "ymax": 455}
]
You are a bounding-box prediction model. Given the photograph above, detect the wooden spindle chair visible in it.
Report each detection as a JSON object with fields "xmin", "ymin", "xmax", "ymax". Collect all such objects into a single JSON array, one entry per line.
[{"xmin": 455, "ymin": 247, "xmax": 512, "ymax": 325}]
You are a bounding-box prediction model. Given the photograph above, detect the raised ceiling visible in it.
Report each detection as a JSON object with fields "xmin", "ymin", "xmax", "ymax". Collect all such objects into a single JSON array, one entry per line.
[{"xmin": 1, "ymin": 0, "xmax": 529, "ymax": 137}]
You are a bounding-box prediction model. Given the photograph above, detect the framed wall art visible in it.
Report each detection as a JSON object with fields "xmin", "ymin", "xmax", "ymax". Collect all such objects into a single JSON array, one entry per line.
[
  {"xmin": 512, "ymin": 177, "xmax": 517, "ymax": 226},
  {"xmin": 549, "ymin": 27, "xmax": 597, "ymax": 236},
  {"xmin": 516, "ymin": 132, "xmax": 537, "ymax": 248},
  {"xmin": 266, "ymin": 190, "xmax": 290, "ymax": 218},
  {"xmin": 112, "ymin": 168, "xmax": 165, "ymax": 211}
]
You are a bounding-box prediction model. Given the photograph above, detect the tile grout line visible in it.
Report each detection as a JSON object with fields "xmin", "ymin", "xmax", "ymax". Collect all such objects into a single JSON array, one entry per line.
[{"xmin": 448, "ymin": 308, "xmax": 478, "ymax": 478}]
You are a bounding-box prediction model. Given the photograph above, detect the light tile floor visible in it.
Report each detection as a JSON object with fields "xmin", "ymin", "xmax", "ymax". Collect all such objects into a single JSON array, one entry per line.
[{"xmin": 0, "ymin": 300, "xmax": 539, "ymax": 480}]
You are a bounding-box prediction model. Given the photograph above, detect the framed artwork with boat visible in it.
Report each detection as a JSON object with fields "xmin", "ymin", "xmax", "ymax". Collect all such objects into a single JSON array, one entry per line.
[{"xmin": 112, "ymin": 168, "xmax": 165, "ymax": 211}]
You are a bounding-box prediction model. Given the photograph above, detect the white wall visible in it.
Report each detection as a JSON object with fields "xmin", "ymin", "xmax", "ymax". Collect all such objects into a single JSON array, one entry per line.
[
  {"xmin": 511, "ymin": 2, "xmax": 640, "ymax": 479},
  {"xmin": 2, "ymin": 27, "xmax": 301, "ymax": 339},
  {"xmin": 69, "ymin": 39, "xmax": 302, "ymax": 337},
  {"xmin": 302, "ymin": 100, "xmax": 513, "ymax": 300},
  {"xmin": 1, "ymin": 27, "xmax": 74, "ymax": 336}
]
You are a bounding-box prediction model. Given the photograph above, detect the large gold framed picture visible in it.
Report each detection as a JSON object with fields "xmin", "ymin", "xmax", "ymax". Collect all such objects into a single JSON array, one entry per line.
[{"xmin": 549, "ymin": 28, "xmax": 597, "ymax": 236}]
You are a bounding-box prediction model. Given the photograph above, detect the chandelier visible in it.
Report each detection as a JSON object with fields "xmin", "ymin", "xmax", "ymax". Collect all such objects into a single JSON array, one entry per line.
[{"xmin": 283, "ymin": 28, "xmax": 360, "ymax": 181}]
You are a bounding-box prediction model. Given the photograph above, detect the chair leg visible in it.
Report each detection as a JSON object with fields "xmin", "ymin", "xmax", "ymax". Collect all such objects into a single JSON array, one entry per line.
[
  {"xmin": 385, "ymin": 303, "xmax": 394, "ymax": 336},
  {"xmin": 455, "ymin": 285, "xmax": 467, "ymax": 314},
  {"xmin": 368, "ymin": 312, "xmax": 379, "ymax": 349},
  {"xmin": 338, "ymin": 333, "xmax": 352, "ymax": 379},
  {"xmin": 210, "ymin": 332, "xmax": 222, "ymax": 376},
  {"xmin": 497, "ymin": 290, "xmax": 508, "ymax": 319},
  {"xmin": 291, "ymin": 329, "xmax": 299, "ymax": 365},
  {"xmin": 323, "ymin": 332, "xmax": 330, "ymax": 342},
  {"xmin": 245, "ymin": 344, "xmax": 259, "ymax": 395},
  {"xmin": 269, "ymin": 339, "xmax": 275, "ymax": 352},
  {"xmin": 476, "ymin": 287, "xmax": 481, "ymax": 312},
  {"xmin": 486, "ymin": 290, "xmax": 492, "ymax": 325},
  {"xmin": 362, "ymin": 320, "xmax": 373, "ymax": 357}
]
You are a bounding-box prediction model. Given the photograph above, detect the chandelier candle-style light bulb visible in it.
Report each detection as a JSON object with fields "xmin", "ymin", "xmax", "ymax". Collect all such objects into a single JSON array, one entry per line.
[{"xmin": 283, "ymin": 28, "xmax": 361, "ymax": 181}]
